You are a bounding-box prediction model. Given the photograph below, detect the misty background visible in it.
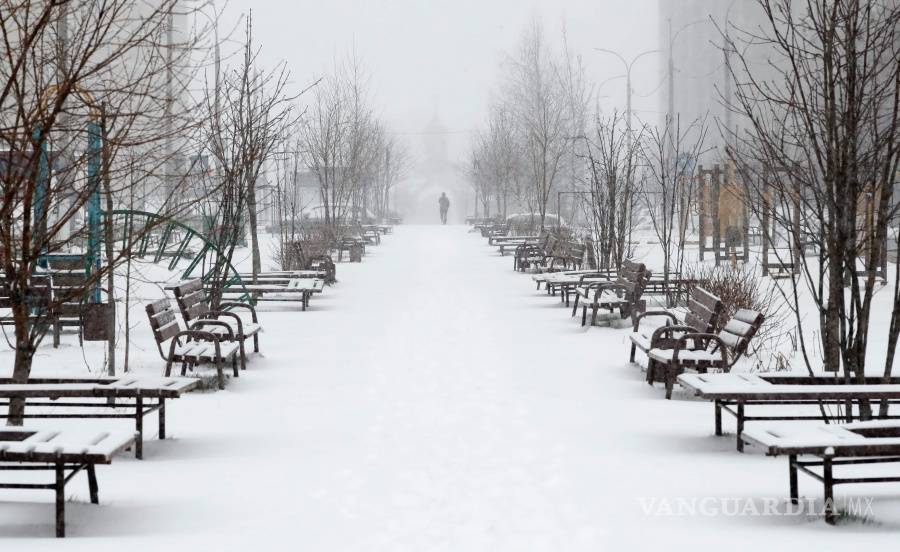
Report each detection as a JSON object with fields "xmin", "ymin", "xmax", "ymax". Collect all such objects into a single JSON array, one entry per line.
[{"xmin": 219, "ymin": 0, "xmax": 668, "ymax": 223}]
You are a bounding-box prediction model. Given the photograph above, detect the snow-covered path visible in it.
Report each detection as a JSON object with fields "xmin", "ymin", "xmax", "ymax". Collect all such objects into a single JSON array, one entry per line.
[{"xmin": 4, "ymin": 225, "xmax": 899, "ymax": 549}]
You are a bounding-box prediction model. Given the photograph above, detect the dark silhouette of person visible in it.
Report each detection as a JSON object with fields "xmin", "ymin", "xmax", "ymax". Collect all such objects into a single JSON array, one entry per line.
[{"xmin": 439, "ymin": 192, "xmax": 450, "ymax": 224}]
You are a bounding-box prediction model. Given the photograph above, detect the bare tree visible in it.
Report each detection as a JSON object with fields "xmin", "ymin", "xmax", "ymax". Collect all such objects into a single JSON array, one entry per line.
[
  {"xmin": 501, "ymin": 20, "xmax": 571, "ymax": 229},
  {"xmin": 201, "ymin": 13, "xmax": 298, "ymax": 304},
  {"xmin": 638, "ymin": 115, "xmax": 709, "ymax": 303},
  {"xmin": 583, "ymin": 111, "xmax": 643, "ymax": 269},
  {"xmin": 0, "ymin": 0, "xmax": 215, "ymax": 424},
  {"xmin": 726, "ymin": 0, "xmax": 900, "ymax": 416}
]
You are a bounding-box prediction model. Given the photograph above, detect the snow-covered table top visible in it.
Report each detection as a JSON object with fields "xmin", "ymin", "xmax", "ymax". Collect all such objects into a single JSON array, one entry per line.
[
  {"xmin": 742, "ymin": 420, "xmax": 900, "ymax": 456},
  {"xmin": 0, "ymin": 376, "xmax": 199, "ymax": 398},
  {"xmin": 227, "ymin": 279, "xmax": 325, "ymax": 292},
  {"xmin": 0, "ymin": 428, "xmax": 135, "ymax": 463},
  {"xmin": 533, "ymin": 271, "xmax": 608, "ymax": 284},
  {"xmin": 678, "ymin": 373, "xmax": 900, "ymax": 400}
]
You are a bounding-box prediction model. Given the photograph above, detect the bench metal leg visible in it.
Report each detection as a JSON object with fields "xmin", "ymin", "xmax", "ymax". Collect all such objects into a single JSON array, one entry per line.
[
  {"xmin": 629, "ymin": 343, "xmax": 636, "ymax": 363},
  {"xmin": 788, "ymin": 455, "xmax": 798, "ymax": 504},
  {"xmin": 87, "ymin": 464, "xmax": 99, "ymax": 504},
  {"xmin": 823, "ymin": 455, "xmax": 835, "ymax": 524},
  {"xmin": 714, "ymin": 400, "xmax": 723, "ymax": 436},
  {"xmin": 664, "ymin": 366, "xmax": 675, "ymax": 399},
  {"xmin": 55, "ymin": 463, "xmax": 65, "ymax": 538},
  {"xmin": 216, "ymin": 359, "xmax": 226, "ymax": 390},
  {"xmin": 159, "ymin": 398, "xmax": 166, "ymax": 440},
  {"xmin": 135, "ymin": 396, "xmax": 143, "ymax": 459},
  {"xmin": 736, "ymin": 402, "xmax": 745, "ymax": 452},
  {"xmin": 241, "ymin": 339, "xmax": 248, "ymax": 370}
]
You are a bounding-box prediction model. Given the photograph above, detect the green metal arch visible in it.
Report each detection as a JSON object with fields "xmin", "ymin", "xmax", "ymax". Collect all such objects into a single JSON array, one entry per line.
[{"xmin": 103, "ymin": 209, "xmax": 251, "ymax": 302}]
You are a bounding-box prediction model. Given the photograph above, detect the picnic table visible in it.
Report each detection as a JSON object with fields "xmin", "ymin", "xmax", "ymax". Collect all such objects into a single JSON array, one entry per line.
[
  {"xmin": 0, "ymin": 427, "xmax": 135, "ymax": 537},
  {"xmin": 679, "ymin": 372, "xmax": 900, "ymax": 451},
  {"xmin": 0, "ymin": 376, "xmax": 198, "ymax": 459},
  {"xmin": 223, "ymin": 278, "xmax": 326, "ymax": 310},
  {"xmin": 743, "ymin": 420, "xmax": 900, "ymax": 524}
]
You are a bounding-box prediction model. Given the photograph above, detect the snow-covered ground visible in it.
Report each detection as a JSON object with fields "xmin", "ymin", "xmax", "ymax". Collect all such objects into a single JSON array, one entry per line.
[{"xmin": 2, "ymin": 225, "xmax": 899, "ymax": 549}]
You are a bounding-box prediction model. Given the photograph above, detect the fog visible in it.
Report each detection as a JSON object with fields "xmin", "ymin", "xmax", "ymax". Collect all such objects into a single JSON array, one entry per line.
[{"xmin": 218, "ymin": 0, "xmax": 661, "ymax": 222}]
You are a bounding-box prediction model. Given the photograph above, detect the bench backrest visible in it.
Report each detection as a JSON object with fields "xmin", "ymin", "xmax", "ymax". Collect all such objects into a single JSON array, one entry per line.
[
  {"xmin": 616, "ymin": 260, "xmax": 649, "ymax": 301},
  {"xmin": 172, "ymin": 279, "xmax": 210, "ymax": 323},
  {"xmin": 718, "ymin": 308, "xmax": 765, "ymax": 358},
  {"xmin": 145, "ymin": 298, "xmax": 182, "ymax": 350},
  {"xmin": 684, "ymin": 287, "xmax": 723, "ymax": 334},
  {"xmin": 566, "ymin": 242, "xmax": 585, "ymax": 262}
]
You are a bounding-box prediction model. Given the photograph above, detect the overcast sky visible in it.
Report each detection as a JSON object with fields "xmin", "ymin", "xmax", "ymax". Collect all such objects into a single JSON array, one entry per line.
[{"xmin": 217, "ymin": 0, "xmax": 662, "ymax": 164}]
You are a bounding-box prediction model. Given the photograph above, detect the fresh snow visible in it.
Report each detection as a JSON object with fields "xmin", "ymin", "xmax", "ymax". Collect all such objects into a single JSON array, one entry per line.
[{"xmin": 1, "ymin": 225, "xmax": 899, "ymax": 549}]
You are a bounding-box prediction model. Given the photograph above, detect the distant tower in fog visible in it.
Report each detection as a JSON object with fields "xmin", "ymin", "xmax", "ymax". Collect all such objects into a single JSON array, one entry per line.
[{"xmin": 422, "ymin": 99, "xmax": 450, "ymax": 175}]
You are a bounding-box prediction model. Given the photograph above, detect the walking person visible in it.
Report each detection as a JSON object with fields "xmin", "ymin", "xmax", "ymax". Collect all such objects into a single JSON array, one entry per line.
[{"xmin": 438, "ymin": 192, "xmax": 450, "ymax": 224}]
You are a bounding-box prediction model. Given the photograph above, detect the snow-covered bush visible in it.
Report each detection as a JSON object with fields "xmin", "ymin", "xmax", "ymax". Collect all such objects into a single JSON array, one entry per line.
[{"xmin": 681, "ymin": 263, "xmax": 794, "ymax": 371}]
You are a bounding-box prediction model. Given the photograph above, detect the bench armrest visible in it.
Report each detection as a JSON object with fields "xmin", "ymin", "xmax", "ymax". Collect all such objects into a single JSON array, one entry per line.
[
  {"xmin": 633, "ymin": 310, "xmax": 679, "ymax": 332},
  {"xmin": 219, "ymin": 301, "xmax": 259, "ymax": 323},
  {"xmin": 592, "ymin": 282, "xmax": 630, "ymax": 301},
  {"xmin": 650, "ymin": 324, "xmax": 700, "ymax": 347},
  {"xmin": 189, "ymin": 320, "xmax": 235, "ymax": 340},
  {"xmin": 168, "ymin": 330, "xmax": 222, "ymax": 362},
  {"xmin": 203, "ymin": 311, "xmax": 244, "ymax": 337},
  {"xmin": 673, "ymin": 332, "xmax": 729, "ymax": 365}
]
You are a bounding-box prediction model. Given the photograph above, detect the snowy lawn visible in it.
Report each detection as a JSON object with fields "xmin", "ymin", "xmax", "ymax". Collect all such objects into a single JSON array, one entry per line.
[{"xmin": 1, "ymin": 225, "xmax": 899, "ymax": 549}]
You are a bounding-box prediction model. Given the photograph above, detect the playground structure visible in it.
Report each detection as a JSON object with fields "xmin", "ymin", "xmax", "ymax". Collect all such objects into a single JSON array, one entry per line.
[
  {"xmin": 760, "ymin": 167, "xmax": 803, "ymax": 278},
  {"xmin": 696, "ymin": 162, "xmax": 750, "ymax": 265},
  {"xmin": 2, "ymin": 83, "xmax": 257, "ymax": 351},
  {"xmin": 855, "ymin": 183, "xmax": 889, "ymax": 281}
]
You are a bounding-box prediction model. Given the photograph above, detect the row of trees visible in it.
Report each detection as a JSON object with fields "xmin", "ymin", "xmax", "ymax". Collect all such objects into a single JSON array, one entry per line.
[
  {"xmin": 0, "ymin": 1, "xmax": 406, "ymax": 424},
  {"xmin": 473, "ymin": 1, "xmax": 900, "ymax": 410},
  {"xmin": 469, "ymin": 21, "xmax": 707, "ymax": 279}
]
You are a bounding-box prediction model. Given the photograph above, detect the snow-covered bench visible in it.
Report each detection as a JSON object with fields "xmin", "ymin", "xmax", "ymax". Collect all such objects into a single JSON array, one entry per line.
[
  {"xmin": 646, "ymin": 308, "xmax": 764, "ymax": 399},
  {"xmin": 513, "ymin": 233, "xmax": 554, "ymax": 270},
  {"xmin": 570, "ymin": 260, "xmax": 648, "ymax": 326},
  {"xmin": 173, "ymin": 279, "xmax": 262, "ymax": 367},
  {"xmin": 743, "ymin": 420, "xmax": 900, "ymax": 524},
  {"xmin": 0, "ymin": 427, "xmax": 134, "ymax": 537},
  {"xmin": 146, "ymin": 298, "xmax": 241, "ymax": 390},
  {"xmin": 0, "ymin": 375, "xmax": 197, "ymax": 459},
  {"xmin": 628, "ymin": 287, "xmax": 723, "ymax": 365},
  {"xmin": 679, "ymin": 372, "xmax": 900, "ymax": 451}
]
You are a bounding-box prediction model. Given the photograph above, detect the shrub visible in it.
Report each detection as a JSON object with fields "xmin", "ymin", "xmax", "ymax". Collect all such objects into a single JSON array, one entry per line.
[{"xmin": 681, "ymin": 263, "xmax": 794, "ymax": 371}]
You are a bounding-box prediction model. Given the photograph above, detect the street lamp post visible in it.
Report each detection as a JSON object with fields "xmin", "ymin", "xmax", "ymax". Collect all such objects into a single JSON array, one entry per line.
[{"xmin": 593, "ymin": 47, "xmax": 661, "ymax": 149}]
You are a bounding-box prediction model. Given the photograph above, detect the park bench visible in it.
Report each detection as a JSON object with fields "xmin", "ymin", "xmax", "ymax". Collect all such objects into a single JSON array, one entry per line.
[
  {"xmin": 359, "ymin": 224, "xmax": 382, "ymax": 245},
  {"xmin": 556, "ymin": 241, "xmax": 586, "ymax": 272},
  {"xmin": 146, "ymin": 298, "xmax": 240, "ymax": 390},
  {"xmin": 43, "ymin": 255, "xmax": 92, "ymax": 346},
  {"xmin": 336, "ymin": 235, "xmax": 366, "ymax": 262},
  {"xmin": 225, "ymin": 279, "xmax": 324, "ymax": 310},
  {"xmin": 571, "ymin": 260, "xmax": 649, "ymax": 326},
  {"xmin": 742, "ymin": 420, "xmax": 900, "ymax": 524},
  {"xmin": 678, "ymin": 372, "xmax": 900, "ymax": 451},
  {"xmin": 531, "ymin": 269, "xmax": 597, "ymax": 293},
  {"xmin": 513, "ymin": 233, "xmax": 554, "ymax": 271},
  {"xmin": 172, "ymin": 279, "xmax": 262, "ymax": 367},
  {"xmin": 646, "ymin": 308, "xmax": 765, "ymax": 399},
  {"xmin": 628, "ymin": 287, "xmax": 723, "ymax": 365},
  {"xmin": 0, "ymin": 375, "xmax": 197, "ymax": 459},
  {"xmin": 231, "ymin": 273, "xmax": 326, "ymax": 310},
  {"xmin": 0, "ymin": 427, "xmax": 134, "ymax": 537},
  {"xmin": 0, "ymin": 275, "xmax": 52, "ymax": 339},
  {"xmin": 539, "ymin": 268, "xmax": 617, "ymax": 305}
]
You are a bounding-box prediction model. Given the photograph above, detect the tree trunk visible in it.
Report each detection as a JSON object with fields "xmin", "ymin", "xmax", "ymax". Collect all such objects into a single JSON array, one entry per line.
[
  {"xmin": 247, "ymin": 180, "xmax": 261, "ymax": 282},
  {"xmin": 8, "ymin": 334, "xmax": 35, "ymax": 426}
]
